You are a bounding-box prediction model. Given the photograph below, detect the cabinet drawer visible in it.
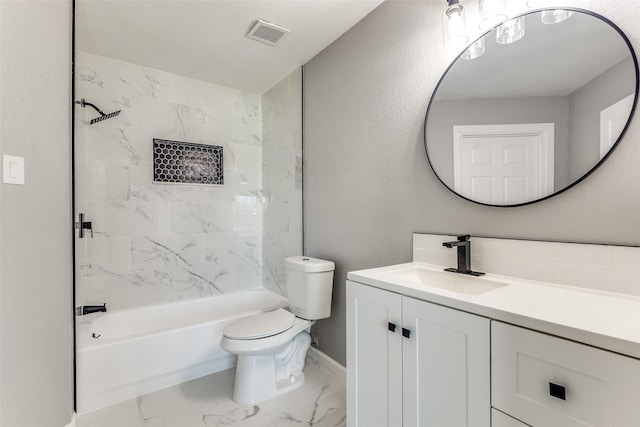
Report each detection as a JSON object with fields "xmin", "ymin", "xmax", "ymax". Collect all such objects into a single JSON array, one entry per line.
[
  {"xmin": 492, "ymin": 321, "xmax": 640, "ymax": 427},
  {"xmin": 491, "ymin": 409, "xmax": 530, "ymax": 427}
]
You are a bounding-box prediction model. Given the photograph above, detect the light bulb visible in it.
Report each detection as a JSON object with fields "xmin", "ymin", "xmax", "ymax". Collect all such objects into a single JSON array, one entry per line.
[
  {"xmin": 479, "ymin": 0, "xmax": 508, "ymax": 30},
  {"xmin": 526, "ymin": 0, "xmax": 551, "ymax": 8},
  {"xmin": 496, "ymin": 16, "xmax": 525, "ymax": 44},
  {"xmin": 443, "ymin": 2, "xmax": 469, "ymax": 49},
  {"xmin": 541, "ymin": 9, "xmax": 574, "ymax": 24},
  {"xmin": 462, "ymin": 37, "xmax": 486, "ymax": 60}
]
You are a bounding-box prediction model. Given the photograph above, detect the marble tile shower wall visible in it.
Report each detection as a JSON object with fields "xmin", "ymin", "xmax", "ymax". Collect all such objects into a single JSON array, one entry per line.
[
  {"xmin": 261, "ymin": 69, "xmax": 303, "ymax": 295},
  {"xmin": 75, "ymin": 52, "xmax": 274, "ymax": 309}
]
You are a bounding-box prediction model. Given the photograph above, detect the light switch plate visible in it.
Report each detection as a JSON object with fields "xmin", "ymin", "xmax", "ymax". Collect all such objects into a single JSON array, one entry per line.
[{"xmin": 3, "ymin": 155, "xmax": 25, "ymax": 185}]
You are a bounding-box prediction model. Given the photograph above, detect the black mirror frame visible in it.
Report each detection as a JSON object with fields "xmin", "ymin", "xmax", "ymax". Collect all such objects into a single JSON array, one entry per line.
[{"xmin": 424, "ymin": 8, "xmax": 640, "ymax": 208}]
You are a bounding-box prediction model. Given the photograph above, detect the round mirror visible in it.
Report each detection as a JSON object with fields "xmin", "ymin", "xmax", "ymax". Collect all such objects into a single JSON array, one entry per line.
[{"xmin": 425, "ymin": 8, "xmax": 638, "ymax": 207}]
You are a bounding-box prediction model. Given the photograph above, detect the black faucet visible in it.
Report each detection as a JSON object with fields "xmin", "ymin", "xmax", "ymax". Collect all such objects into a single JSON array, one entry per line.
[
  {"xmin": 442, "ymin": 235, "xmax": 484, "ymax": 276},
  {"xmin": 77, "ymin": 303, "xmax": 107, "ymax": 316}
]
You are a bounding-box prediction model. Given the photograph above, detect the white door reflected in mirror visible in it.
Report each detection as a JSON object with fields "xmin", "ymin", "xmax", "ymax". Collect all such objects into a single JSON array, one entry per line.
[
  {"xmin": 600, "ymin": 94, "xmax": 635, "ymax": 158},
  {"xmin": 453, "ymin": 123, "xmax": 554, "ymax": 205}
]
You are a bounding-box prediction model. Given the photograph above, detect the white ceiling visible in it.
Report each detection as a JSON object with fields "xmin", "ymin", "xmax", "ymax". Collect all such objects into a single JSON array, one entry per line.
[{"xmin": 76, "ymin": 0, "xmax": 385, "ymax": 94}]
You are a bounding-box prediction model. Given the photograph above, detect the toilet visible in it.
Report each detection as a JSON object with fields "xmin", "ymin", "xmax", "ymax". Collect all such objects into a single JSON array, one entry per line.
[{"xmin": 221, "ymin": 255, "xmax": 335, "ymax": 405}]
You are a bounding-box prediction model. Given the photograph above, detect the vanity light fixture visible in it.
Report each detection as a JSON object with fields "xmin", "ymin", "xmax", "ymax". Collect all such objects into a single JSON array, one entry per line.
[
  {"xmin": 443, "ymin": 0, "xmax": 469, "ymax": 49},
  {"xmin": 496, "ymin": 16, "xmax": 525, "ymax": 44},
  {"xmin": 461, "ymin": 37, "xmax": 485, "ymax": 60},
  {"xmin": 526, "ymin": 0, "xmax": 551, "ymax": 8},
  {"xmin": 540, "ymin": 9, "xmax": 574, "ymax": 24},
  {"xmin": 479, "ymin": 0, "xmax": 508, "ymax": 30}
]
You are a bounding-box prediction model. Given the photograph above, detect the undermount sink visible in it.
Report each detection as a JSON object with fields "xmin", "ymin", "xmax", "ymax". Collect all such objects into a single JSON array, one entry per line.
[{"xmin": 378, "ymin": 265, "xmax": 509, "ymax": 296}]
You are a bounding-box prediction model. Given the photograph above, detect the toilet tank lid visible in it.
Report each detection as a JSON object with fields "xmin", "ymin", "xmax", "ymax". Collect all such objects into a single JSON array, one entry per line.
[{"xmin": 285, "ymin": 256, "xmax": 335, "ymax": 273}]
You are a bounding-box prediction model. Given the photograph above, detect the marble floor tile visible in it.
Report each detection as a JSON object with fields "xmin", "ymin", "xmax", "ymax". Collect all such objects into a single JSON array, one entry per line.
[
  {"xmin": 77, "ymin": 353, "xmax": 346, "ymax": 427},
  {"xmin": 264, "ymin": 377, "xmax": 347, "ymax": 427},
  {"xmin": 76, "ymin": 399, "xmax": 140, "ymax": 427}
]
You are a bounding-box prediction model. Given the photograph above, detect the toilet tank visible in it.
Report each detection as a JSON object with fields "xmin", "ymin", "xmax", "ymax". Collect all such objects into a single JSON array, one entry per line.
[{"xmin": 285, "ymin": 256, "xmax": 335, "ymax": 320}]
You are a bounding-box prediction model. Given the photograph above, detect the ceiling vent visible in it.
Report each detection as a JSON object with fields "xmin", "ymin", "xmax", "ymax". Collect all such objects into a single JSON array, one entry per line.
[{"xmin": 246, "ymin": 19, "xmax": 291, "ymax": 47}]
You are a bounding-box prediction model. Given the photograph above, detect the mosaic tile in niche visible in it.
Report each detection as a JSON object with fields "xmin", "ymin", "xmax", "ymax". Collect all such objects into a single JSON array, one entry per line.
[{"xmin": 153, "ymin": 139, "xmax": 223, "ymax": 185}]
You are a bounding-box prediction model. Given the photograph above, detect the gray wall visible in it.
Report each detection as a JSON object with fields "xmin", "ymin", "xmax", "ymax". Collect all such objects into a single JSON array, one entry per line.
[
  {"xmin": 0, "ymin": 1, "xmax": 74, "ymax": 426},
  {"xmin": 304, "ymin": 0, "xmax": 640, "ymax": 365},
  {"xmin": 568, "ymin": 56, "xmax": 636, "ymax": 181},
  {"xmin": 428, "ymin": 96, "xmax": 571, "ymax": 190}
]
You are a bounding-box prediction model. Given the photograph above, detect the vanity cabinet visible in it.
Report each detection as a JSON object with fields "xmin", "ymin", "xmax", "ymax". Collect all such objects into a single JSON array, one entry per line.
[
  {"xmin": 346, "ymin": 280, "xmax": 490, "ymax": 427},
  {"xmin": 491, "ymin": 409, "xmax": 530, "ymax": 427},
  {"xmin": 491, "ymin": 322, "xmax": 640, "ymax": 427}
]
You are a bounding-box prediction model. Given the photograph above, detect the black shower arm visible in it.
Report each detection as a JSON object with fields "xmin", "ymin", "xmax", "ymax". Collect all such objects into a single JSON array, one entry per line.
[{"xmin": 75, "ymin": 99, "xmax": 105, "ymax": 116}]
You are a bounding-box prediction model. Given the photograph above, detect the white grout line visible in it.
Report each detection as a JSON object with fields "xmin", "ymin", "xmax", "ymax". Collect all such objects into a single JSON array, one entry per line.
[{"xmin": 307, "ymin": 347, "xmax": 346, "ymax": 381}]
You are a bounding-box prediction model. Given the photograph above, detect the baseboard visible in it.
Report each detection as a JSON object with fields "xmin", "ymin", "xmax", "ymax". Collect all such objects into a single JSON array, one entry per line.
[
  {"xmin": 64, "ymin": 412, "xmax": 76, "ymax": 427},
  {"xmin": 307, "ymin": 347, "xmax": 346, "ymax": 381}
]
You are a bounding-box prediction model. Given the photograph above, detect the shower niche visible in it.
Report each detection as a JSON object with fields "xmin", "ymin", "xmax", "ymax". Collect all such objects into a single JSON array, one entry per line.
[{"xmin": 153, "ymin": 139, "xmax": 224, "ymax": 186}]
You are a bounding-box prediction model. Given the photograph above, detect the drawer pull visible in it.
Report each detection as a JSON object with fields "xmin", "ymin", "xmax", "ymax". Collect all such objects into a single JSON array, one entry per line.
[
  {"xmin": 549, "ymin": 382, "xmax": 566, "ymax": 400},
  {"xmin": 388, "ymin": 322, "xmax": 397, "ymax": 333},
  {"xmin": 402, "ymin": 328, "xmax": 411, "ymax": 339}
]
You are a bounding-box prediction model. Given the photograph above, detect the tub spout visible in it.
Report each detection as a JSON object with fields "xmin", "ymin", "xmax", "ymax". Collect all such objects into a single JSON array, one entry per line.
[{"xmin": 76, "ymin": 303, "xmax": 107, "ymax": 316}]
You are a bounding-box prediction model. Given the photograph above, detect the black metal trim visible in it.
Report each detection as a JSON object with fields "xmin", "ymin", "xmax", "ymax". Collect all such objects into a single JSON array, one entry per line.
[
  {"xmin": 301, "ymin": 65, "xmax": 306, "ymax": 256},
  {"xmin": 423, "ymin": 7, "xmax": 640, "ymax": 208},
  {"xmin": 71, "ymin": 0, "xmax": 77, "ymax": 413}
]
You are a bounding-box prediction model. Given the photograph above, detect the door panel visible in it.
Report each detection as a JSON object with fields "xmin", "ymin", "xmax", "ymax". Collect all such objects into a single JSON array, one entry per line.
[
  {"xmin": 402, "ymin": 297, "xmax": 490, "ymax": 427},
  {"xmin": 346, "ymin": 281, "xmax": 402, "ymax": 427}
]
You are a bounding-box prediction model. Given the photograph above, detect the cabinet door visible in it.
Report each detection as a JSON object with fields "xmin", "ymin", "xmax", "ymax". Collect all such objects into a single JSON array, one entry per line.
[
  {"xmin": 402, "ymin": 297, "xmax": 490, "ymax": 427},
  {"xmin": 346, "ymin": 281, "xmax": 403, "ymax": 427},
  {"xmin": 492, "ymin": 409, "xmax": 531, "ymax": 427}
]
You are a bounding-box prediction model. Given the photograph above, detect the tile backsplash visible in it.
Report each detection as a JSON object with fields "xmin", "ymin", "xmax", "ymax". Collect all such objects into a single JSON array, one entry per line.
[
  {"xmin": 75, "ymin": 52, "xmax": 301, "ymax": 310},
  {"xmin": 414, "ymin": 233, "xmax": 640, "ymax": 297}
]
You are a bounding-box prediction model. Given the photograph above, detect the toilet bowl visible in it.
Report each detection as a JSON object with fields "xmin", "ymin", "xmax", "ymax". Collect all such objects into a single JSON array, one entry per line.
[{"xmin": 221, "ymin": 256, "xmax": 335, "ymax": 405}]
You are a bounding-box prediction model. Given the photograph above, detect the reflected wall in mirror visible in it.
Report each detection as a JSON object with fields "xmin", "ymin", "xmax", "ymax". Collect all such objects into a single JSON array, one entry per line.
[{"xmin": 425, "ymin": 8, "xmax": 639, "ymax": 207}]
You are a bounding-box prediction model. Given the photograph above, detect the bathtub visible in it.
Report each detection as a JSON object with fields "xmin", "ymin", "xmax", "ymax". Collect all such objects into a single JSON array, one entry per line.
[{"xmin": 76, "ymin": 289, "xmax": 288, "ymax": 414}]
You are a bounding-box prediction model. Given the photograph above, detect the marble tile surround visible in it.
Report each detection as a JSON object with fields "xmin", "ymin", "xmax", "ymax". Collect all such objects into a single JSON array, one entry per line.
[
  {"xmin": 75, "ymin": 52, "xmax": 302, "ymax": 309},
  {"xmin": 76, "ymin": 354, "xmax": 346, "ymax": 427},
  {"xmin": 414, "ymin": 233, "xmax": 640, "ymax": 297}
]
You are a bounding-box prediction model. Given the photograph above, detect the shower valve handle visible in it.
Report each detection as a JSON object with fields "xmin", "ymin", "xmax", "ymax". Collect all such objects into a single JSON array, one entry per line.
[{"xmin": 76, "ymin": 213, "xmax": 93, "ymax": 238}]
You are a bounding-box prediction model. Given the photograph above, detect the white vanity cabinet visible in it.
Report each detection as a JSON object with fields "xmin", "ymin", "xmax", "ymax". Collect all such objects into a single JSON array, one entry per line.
[
  {"xmin": 346, "ymin": 280, "xmax": 490, "ymax": 427},
  {"xmin": 491, "ymin": 322, "xmax": 640, "ymax": 427},
  {"xmin": 491, "ymin": 409, "xmax": 530, "ymax": 427}
]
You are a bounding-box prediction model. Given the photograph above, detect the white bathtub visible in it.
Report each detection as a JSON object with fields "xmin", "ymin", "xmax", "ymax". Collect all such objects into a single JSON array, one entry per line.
[{"xmin": 76, "ymin": 289, "xmax": 287, "ymax": 413}]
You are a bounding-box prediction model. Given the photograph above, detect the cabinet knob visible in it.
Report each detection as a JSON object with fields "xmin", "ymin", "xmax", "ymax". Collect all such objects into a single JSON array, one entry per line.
[
  {"xmin": 402, "ymin": 328, "xmax": 411, "ymax": 339},
  {"xmin": 388, "ymin": 322, "xmax": 397, "ymax": 333},
  {"xmin": 549, "ymin": 382, "xmax": 566, "ymax": 400}
]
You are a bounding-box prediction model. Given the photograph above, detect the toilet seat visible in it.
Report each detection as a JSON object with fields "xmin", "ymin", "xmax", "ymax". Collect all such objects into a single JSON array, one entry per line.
[
  {"xmin": 224, "ymin": 308, "xmax": 295, "ymax": 340},
  {"xmin": 222, "ymin": 317, "xmax": 313, "ymax": 356}
]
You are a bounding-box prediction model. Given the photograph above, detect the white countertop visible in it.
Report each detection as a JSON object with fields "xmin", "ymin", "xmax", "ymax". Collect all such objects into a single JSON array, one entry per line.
[{"xmin": 347, "ymin": 262, "xmax": 640, "ymax": 360}]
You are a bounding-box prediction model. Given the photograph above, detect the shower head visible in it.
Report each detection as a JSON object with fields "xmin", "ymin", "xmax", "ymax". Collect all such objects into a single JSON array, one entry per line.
[
  {"xmin": 75, "ymin": 99, "xmax": 122, "ymax": 125},
  {"xmin": 89, "ymin": 110, "xmax": 121, "ymax": 124}
]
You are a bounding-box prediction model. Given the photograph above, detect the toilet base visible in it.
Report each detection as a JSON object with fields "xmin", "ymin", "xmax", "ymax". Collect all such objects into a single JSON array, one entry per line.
[{"xmin": 232, "ymin": 331, "xmax": 311, "ymax": 405}]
